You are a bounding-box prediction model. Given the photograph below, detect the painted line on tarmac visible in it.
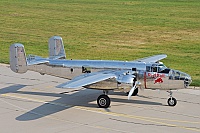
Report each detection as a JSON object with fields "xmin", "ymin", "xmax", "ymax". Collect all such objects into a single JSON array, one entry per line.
[
  {"xmin": 1, "ymin": 93, "xmax": 200, "ymax": 132},
  {"xmin": 0, "ymin": 93, "xmax": 131, "ymax": 133}
]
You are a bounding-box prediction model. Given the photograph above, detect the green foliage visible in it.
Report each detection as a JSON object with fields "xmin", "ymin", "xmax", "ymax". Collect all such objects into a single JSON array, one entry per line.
[{"xmin": 0, "ymin": 0, "xmax": 199, "ymax": 86}]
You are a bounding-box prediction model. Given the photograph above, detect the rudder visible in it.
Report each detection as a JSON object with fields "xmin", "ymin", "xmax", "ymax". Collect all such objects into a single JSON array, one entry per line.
[{"xmin": 10, "ymin": 43, "xmax": 28, "ymax": 73}]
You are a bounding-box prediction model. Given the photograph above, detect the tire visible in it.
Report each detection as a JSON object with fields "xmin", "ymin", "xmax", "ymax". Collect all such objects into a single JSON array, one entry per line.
[
  {"xmin": 97, "ymin": 95, "xmax": 110, "ymax": 108},
  {"xmin": 167, "ymin": 97, "xmax": 177, "ymax": 106}
]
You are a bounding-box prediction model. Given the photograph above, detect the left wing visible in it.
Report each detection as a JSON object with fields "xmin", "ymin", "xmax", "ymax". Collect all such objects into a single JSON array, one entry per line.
[{"xmin": 57, "ymin": 70, "xmax": 117, "ymax": 88}]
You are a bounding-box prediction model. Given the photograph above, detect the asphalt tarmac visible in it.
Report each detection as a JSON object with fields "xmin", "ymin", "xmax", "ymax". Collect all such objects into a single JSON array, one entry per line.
[{"xmin": 0, "ymin": 64, "xmax": 199, "ymax": 133}]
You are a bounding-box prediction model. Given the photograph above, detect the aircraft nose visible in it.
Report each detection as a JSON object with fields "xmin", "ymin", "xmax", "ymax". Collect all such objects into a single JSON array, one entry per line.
[
  {"xmin": 178, "ymin": 71, "xmax": 192, "ymax": 88},
  {"xmin": 169, "ymin": 69, "xmax": 192, "ymax": 88},
  {"xmin": 184, "ymin": 74, "xmax": 192, "ymax": 87}
]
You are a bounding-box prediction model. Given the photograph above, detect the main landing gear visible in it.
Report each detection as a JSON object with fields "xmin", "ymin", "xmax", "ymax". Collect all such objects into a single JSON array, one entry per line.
[
  {"xmin": 96, "ymin": 90, "xmax": 177, "ymax": 108},
  {"xmin": 167, "ymin": 91, "xmax": 177, "ymax": 106},
  {"xmin": 97, "ymin": 90, "xmax": 110, "ymax": 108}
]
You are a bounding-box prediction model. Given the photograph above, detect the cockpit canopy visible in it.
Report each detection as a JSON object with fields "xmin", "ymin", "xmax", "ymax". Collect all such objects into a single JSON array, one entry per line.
[{"xmin": 146, "ymin": 63, "xmax": 170, "ymax": 73}]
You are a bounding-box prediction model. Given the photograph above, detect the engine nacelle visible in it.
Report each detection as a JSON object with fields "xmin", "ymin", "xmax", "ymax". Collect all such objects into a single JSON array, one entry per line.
[{"xmin": 117, "ymin": 74, "xmax": 135, "ymax": 84}]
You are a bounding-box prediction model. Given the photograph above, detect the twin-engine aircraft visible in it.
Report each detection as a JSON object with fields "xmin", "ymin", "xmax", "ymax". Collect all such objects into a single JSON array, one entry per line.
[{"xmin": 9, "ymin": 36, "xmax": 192, "ymax": 108}]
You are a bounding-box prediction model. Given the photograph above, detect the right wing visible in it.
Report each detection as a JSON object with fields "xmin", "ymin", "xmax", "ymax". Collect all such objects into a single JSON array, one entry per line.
[
  {"xmin": 57, "ymin": 70, "xmax": 117, "ymax": 88},
  {"xmin": 133, "ymin": 54, "xmax": 167, "ymax": 63}
]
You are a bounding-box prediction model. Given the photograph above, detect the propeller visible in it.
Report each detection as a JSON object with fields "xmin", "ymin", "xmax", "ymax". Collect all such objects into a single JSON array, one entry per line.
[{"xmin": 128, "ymin": 81, "xmax": 140, "ymax": 100}]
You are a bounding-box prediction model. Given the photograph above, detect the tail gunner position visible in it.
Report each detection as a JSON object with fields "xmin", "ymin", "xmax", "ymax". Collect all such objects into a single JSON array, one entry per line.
[{"xmin": 9, "ymin": 36, "xmax": 192, "ymax": 108}]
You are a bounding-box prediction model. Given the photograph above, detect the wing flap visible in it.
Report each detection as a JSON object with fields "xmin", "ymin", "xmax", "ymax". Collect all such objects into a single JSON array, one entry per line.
[{"xmin": 57, "ymin": 71, "xmax": 116, "ymax": 88}]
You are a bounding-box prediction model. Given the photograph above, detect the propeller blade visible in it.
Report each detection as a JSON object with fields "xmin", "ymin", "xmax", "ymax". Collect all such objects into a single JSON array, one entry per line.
[{"xmin": 128, "ymin": 81, "xmax": 138, "ymax": 100}]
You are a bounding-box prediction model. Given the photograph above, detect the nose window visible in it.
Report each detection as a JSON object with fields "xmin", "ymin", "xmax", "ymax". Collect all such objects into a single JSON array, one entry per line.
[
  {"xmin": 169, "ymin": 70, "xmax": 188, "ymax": 80},
  {"xmin": 175, "ymin": 71, "xmax": 181, "ymax": 80}
]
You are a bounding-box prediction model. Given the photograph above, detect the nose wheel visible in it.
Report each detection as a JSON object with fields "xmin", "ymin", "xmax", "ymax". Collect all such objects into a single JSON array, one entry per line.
[
  {"xmin": 167, "ymin": 91, "xmax": 177, "ymax": 106},
  {"xmin": 167, "ymin": 97, "xmax": 177, "ymax": 106}
]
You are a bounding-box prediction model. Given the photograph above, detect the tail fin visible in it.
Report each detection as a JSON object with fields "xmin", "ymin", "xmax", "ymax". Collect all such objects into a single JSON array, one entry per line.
[
  {"xmin": 10, "ymin": 43, "xmax": 28, "ymax": 73},
  {"xmin": 48, "ymin": 36, "xmax": 66, "ymax": 59}
]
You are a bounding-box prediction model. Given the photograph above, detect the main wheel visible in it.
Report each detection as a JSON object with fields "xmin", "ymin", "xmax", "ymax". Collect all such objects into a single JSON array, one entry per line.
[
  {"xmin": 97, "ymin": 95, "xmax": 110, "ymax": 108},
  {"xmin": 126, "ymin": 88, "xmax": 138, "ymax": 96},
  {"xmin": 167, "ymin": 97, "xmax": 177, "ymax": 106}
]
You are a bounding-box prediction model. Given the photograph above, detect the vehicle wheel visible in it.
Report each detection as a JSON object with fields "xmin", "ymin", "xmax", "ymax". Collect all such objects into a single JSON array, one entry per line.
[
  {"xmin": 167, "ymin": 97, "xmax": 177, "ymax": 106},
  {"xmin": 126, "ymin": 88, "xmax": 138, "ymax": 96},
  {"xmin": 97, "ymin": 95, "xmax": 110, "ymax": 108}
]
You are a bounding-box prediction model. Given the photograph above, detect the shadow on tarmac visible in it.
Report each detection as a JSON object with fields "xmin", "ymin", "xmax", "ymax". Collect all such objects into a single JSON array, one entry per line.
[{"xmin": 0, "ymin": 84, "xmax": 162, "ymax": 121}]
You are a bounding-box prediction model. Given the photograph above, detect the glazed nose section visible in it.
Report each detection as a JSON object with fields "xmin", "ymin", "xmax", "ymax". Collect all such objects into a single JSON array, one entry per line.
[
  {"xmin": 184, "ymin": 73, "xmax": 192, "ymax": 88},
  {"xmin": 169, "ymin": 69, "xmax": 192, "ymax": 88}
]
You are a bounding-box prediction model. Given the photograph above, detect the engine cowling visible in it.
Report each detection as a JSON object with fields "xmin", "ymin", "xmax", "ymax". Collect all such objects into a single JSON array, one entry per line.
[{"xmin": 117, "ymin": 74, "xmax": 135, "ymax": 84}]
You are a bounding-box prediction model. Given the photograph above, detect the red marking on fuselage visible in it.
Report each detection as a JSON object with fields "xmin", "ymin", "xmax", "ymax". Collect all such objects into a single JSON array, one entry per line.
[
  {"xmin": 147, "ymin": 73, "xmax": 165, "ymax": 78},
  {"xmin": 154, "ymin": 77, "xmax": 163, "ymax": 84}
]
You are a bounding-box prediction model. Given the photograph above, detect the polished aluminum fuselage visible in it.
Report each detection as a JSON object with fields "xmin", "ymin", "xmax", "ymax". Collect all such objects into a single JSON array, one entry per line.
[
  {"xmin": 9, "ymin": 42, "xmax": 192, "ymax": 92},
  {"xmin": 27, "ymin": 58, "xmax": 191, "ymax": 91}
]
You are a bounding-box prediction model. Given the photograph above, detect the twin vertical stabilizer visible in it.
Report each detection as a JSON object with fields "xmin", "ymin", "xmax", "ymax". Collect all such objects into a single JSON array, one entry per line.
[
  {"xmin": 9, "ymin": 36, "xmax": 66, "ymax": 73},
  {"xmin": 10, "ymin": 43, "xmax": 28, "ymax": 73},
  {"xmin": 48, "ymin": 36, "xmax": 66, "ymax": 59}
]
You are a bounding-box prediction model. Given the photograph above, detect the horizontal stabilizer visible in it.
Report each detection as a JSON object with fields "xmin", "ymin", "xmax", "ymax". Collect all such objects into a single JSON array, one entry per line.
[{"xmin": 26, "ymin": 55, "xmax": 49, "ymax": 65}]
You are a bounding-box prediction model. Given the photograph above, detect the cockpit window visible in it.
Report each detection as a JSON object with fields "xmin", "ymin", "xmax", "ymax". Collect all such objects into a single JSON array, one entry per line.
[
  {"xmin": 158, "ymin": 64, "xmax": 167, "ymax": 72},
  {"xmin": 146, "ymin": 66, "xmax": 151, "ymax": 72},
  {"xmin": 159, "ymin": 68, "xmax": 170, "ymax": 73},
  {"xmin": 175, "ymin": 71, "xmax": 180, "ymax": 76},
  {"xmin": 148, "ymin": 63, "xmax": 168, "ymax": 73},
  {"xmin": 152, "ymin": 67, "xmax": 157, "ymax": 72}
]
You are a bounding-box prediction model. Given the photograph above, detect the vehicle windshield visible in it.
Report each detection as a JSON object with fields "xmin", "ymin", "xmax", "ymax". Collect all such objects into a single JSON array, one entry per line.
[
  {"xmin": 146, "ymin": 63, "xmax": 169, "ymax": 73},
  {"xmin": 158, "ymin": 64, "xmax": 167, "ymax": 72}
]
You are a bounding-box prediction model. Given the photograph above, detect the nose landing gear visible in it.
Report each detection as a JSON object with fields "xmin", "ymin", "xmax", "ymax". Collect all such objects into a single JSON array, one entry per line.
[{"xmin": 167, "ymin": 91, "xmax": 177, "ymax": 106}]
